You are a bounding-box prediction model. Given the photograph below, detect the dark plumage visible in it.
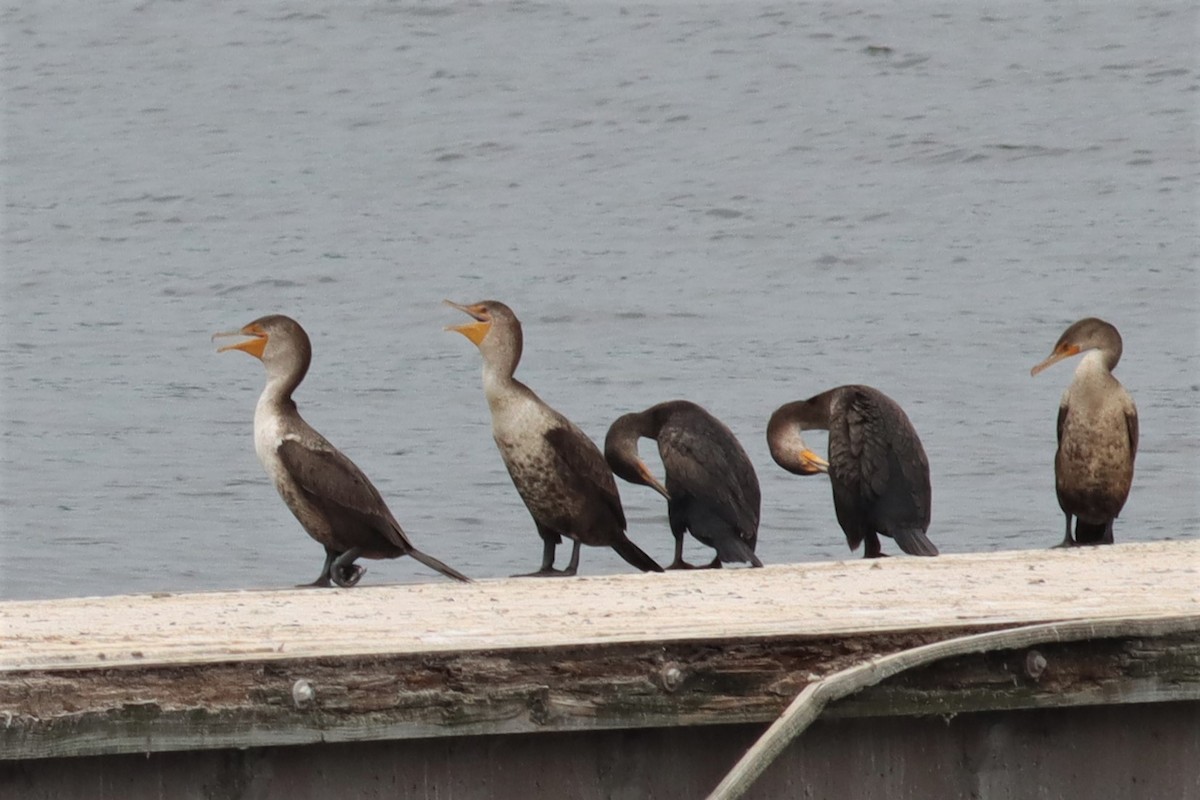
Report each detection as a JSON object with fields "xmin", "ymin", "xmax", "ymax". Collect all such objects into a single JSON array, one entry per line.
[
  {"xmin": 605, "ymin": 400, "xmax": 762, "ymax": 569},
  {"xmin": 1031, "ymin": 317, "xmax": 1137, "ymax": 546},
  {"xmin": 215, "ymin": 314, "xmax": 470, "ymax": 587},
  {"xmin": 446, "ymin": 300, "xmax": 663, "ymax": 576},
  {"xmin": 768, "ymin": 385, "xmax": 937, "ymax": 558}
]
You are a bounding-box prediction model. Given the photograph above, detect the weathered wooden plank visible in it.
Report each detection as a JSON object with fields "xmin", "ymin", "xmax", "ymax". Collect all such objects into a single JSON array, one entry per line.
[
  {"xmin": 2, "ymin": 542, "xmax": 1197, "ymax": 672},
  {"xmin": 3, "ymin": 626, "xmax": 1197, "ymax": 760},
  {"xmin": 1, "ymin": 542, "xmax": 1197, "ymax": 761}
]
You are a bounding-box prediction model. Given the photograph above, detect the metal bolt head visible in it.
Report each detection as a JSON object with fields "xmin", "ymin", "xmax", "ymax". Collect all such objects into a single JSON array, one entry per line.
[
  {"xmin": 1024, "ymin": 650, "xmax": 1048, "ymax": 680},
  {"xmin": 661, "ymin": 663, "xmax": 684, "ymax": 692},
  {"xmin": 292, "ymin": 679, "xmax": 316, "ymax": 708}
]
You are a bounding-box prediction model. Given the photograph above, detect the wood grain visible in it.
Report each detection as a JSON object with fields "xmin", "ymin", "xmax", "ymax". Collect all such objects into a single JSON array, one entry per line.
[{"xmin": 1, "ymin": 541, "xmax": 1197, "ymax": 760}]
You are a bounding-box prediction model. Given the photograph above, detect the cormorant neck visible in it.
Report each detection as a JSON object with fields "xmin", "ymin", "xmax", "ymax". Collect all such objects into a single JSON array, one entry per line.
[
  {"xmin": 604, "ymin": 411, "xmax": 653, "ymax": 485},
  {"xmin": 481, "ymin": 353, "xmax": 517, "ymax": 403},
  {"xmin": 772, "ymin": 394, "xmax": 832, "ymax": 434},
  {"xmin": 766, "ymin": 404, "xmax": 801, "ymax": 471},
  {"xmin": 628, "ymin": 409, "xmax": 663, "ymax": 440},
  {"xmin": 1099, "ymin": 338, "xmax": 1122, "ymax": 372},
  {"xmin": 259, "ymin": 353, "xmax": 308, "ymax": 411},
  {"xmin": 257, "ymin": 374, "xmax": 296, "ymax": 415},
  {"xmin": 1076, "ymin": 348, "xmax": 1117, "ymax": 382},
  {"xmin": 479, "ymin": 322, "xmax": 523, "ymax": 403},
  {"xmin": 767, "ymin": 397, "xmax": 830, "ymax": 475}
]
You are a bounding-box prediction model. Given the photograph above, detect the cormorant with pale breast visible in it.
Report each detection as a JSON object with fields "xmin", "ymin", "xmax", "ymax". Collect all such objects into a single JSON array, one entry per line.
[
  {"xmin": 215, "ymin": 314, "xmax": 470, "ymax": 587},
  {"xmin": 767, "ymin": 385, "xmax": 937, "ymax": 558},
  {"xmin": 445, "ymin": 300, "xmax": 663, "ymax": 576},
  {"xmin": 1031, "ymin": 317, "xmax": 1137, "ymax": 546},
  {"xmin": 605, "ymin": 400, "xmax": 762, "ymax": 569}
]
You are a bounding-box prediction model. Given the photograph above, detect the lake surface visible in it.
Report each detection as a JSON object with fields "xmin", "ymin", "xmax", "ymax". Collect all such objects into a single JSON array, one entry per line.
[{"xmin": 3, "ymin": 1, "xmax": 1197, "ymax": 601}]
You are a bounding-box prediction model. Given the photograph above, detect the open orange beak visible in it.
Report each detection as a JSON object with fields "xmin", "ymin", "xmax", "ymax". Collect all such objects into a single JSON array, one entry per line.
[
  {"xmin": 1030, "ymin": 343, "xmax": 1081, "ymax": 377},
  {"xmin": 213, "ymin": 324, "xmax": 268, "ymax": 360},
  {"xmin": 443, "ymin": 300, "xmax": 492, "ymax": 346}
]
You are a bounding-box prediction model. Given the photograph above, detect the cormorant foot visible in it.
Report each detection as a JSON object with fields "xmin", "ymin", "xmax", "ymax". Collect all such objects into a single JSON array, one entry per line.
[
  {"xmin": 512, "ymin": 567, "xmax": 577, "ymax": 578},
  {"xmin": 332, "ymin": 564, "xmax": 366, "ymax": 587},
  {"xmin": 299, "ymin": 576, "xmax": 334, "ymax": 589},
  {"xmin": 667, "ymin": 559, "xmax": 698, "ymax": 570}
]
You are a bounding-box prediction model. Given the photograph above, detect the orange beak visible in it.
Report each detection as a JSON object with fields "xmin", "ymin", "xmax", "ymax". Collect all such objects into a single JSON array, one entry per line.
[
  {"xmin": 1031, "ymin": 343, "xmax": 1081, "ymax": 377},
  {"xmin": 636, "ymin": 460, "xmax": 670, "ymax": 499},
  {"xmin": 213, "ymin": 324, "xmax": 268, "ymax": 360},
  {"xmin": 795, "ymin": 448, "xmax": 830, "ymax": 475},
  {"xmin": 444, "ymin": 300, "xmax": 492, "ymax": 346}
]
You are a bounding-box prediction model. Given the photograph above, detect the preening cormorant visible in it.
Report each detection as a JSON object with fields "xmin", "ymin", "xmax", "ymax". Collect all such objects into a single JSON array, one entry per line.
[
  {"xmin": 768, "ymin": 385, "xmax": 937, "ymax": 558},
  {"xmin": 606, "ymin": 400, "xmax": 762, "ymax": 569}
]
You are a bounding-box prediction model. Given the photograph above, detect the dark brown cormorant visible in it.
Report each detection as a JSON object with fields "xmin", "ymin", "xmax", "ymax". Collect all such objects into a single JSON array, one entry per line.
[
  {"xmin": 768, "ymin": 385, "xmax": 937, "ymax": 558},
  {"xmin": 215, "ymin": 314, "xmax": 470, "ymax": 587},
  {"xmin": 445, "ymin": 300, "xmax": 663, "ymax": 576},
  {"xmin": 1031, "ymin": 317, "xmax": 1137, "ymax": 546},
  {"xmin": 605, "ymin": 400, "xmax": 762, "ymax": 569}
]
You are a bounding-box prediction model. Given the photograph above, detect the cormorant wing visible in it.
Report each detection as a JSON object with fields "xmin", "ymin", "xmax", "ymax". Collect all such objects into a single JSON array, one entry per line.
[
  {"xmin": 545, "ymin": 424, "xmax": 627, "ymax": 531},
  {"xmin": 886, "ymin": 411, "xmax": 933, "ymax": 529},
  {"xmin": 838, "ymin": 388, "xmax": 930, "ymax": 529},
  {"xmin": 658, "ymin": 428, "xmax": 759, "ymax": 542},
  {"xmin": 277, "ymin": 438, "xmax": 409, "ymax": 550},
  {"xmin": 1124, "ymin": 401, "xmax": 1138, "ymax": 457},
  {"xmin": 1057, "ymin": 400, "xmax": 1068, "ymax": 447},
  {"xmin": 840, "ymin": 389, "xmax": 892, "ymax": 497}
]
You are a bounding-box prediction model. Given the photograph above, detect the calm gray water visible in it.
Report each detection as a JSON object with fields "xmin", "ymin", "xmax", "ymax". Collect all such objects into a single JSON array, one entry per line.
[{"xmin": 3, "ymin": 1, "xmax": 1197, "ymax": 601}]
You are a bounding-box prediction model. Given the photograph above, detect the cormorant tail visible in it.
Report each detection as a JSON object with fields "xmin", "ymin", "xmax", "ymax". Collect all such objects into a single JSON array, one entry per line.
[
  {"xmin": 408, "ymin": 548, "xmax": 472, "ymax": 583},
  {"xmin": 713, "ymin": 536, "xmax": 763, "ymax": 567},
  {"xmin": 891, "ymin": 528, "xmax": 939, "ymax": 557},
  {"xmin": 613, "ymin": 537, "xmax": 665, "ymax": 573}
]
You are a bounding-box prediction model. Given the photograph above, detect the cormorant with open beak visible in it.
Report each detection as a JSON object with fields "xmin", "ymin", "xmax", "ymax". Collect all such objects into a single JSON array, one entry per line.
[
  {"xmin": 215, "ymin": 314, "xmax": 470, "ymax": 587},
  {"xmin": 445, "ymin": 300, "xmax": 663, "ymax": 577}
]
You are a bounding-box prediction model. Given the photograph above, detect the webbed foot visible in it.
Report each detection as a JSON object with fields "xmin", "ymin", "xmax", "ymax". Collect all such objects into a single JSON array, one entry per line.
[
  {"xmin": 512, "ymin": 566, "xmax": 577, "ymax": 578},
  {"xmin": 329, "ymin": 548, "xmax": 365, "ymax": 587},
  {"xmin": 332, "ymin": 564, "xmax": 365, "ymax": 588}
]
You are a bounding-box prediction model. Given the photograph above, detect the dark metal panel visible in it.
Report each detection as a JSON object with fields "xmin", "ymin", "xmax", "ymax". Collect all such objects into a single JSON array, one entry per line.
[{"xmin": 4, "ymin": 702, "xmax": 1198, "ymax": 800}]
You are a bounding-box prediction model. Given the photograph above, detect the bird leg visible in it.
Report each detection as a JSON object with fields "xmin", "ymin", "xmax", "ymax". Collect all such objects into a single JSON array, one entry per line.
[
  {"xmin": 562, "ymin": 540, "xmax": 581, "ymax": 575},
  {"xmin": 299, "ymin": 548, "xmax": 338, "ymax": 588},
  {"xmin": 667, "ymin": 532, "xmax": 697, "ymax": 570},
  {"xmin": 666, "ymin": 513, "xmax": 699, "ymax": 569},
  {"xmin": 330, "ymin": 548, "xmax": 366, "ymax": 587},
  {"xmin": 863, "ymin": 533, "xmax": 887, "ymax": 558},
  {"xmin": 1053, "ymin": 513, "xmax": 1077, "ymax": 548},
  {"xmin": 513, "ymin": 536, "xmax": 578, "ymax": 577}
]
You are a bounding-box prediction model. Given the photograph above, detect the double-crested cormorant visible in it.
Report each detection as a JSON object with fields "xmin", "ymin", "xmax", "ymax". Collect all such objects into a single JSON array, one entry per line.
[
  {"xmin": 1031, "ymin": 317, "xmax": 1137, "ymax": 546},
  {"xmin": 445, "ymin": 300, "xmax": 663, "ymax": 576},
  {"xmin": 605, "ymin": 400, "xmax": 762, "ymax": 569},
  {"xmin": 768, "ymin": 385, "xmax": 937, "ymax": 558},
  {"xmin": 215, "ymin": 314, "xmax": 470, "ymax": 587}
]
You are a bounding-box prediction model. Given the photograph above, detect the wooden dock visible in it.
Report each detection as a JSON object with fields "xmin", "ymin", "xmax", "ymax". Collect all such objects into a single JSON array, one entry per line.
[{"xmin": 2, "ymin": 540, "xmax": 1199, "ymax": 798}]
